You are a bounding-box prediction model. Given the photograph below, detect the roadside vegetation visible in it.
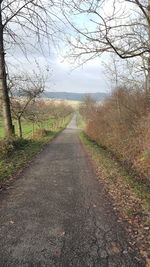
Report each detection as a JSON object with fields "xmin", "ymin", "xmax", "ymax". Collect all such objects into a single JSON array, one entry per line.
[
  {"xmin": 0, "ymin": 100, "xmax": 73, "ymax": 186},
  {"xmin": 76, "ymin": 113, "xmax": 86, "ymax": 129},
  {"xmin": 79, "ymin": 130, "xmax": 150, "ymax": 263},
  {"xmin": 78, "ymin": 90, "xmax": 150, "ymax": 263},
  {"xmin": 79, "ymin": 91, "xmax": 150, "ymax": 185}
]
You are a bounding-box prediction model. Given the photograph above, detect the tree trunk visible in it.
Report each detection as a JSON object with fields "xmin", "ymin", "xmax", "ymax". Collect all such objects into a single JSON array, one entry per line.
[
  {"xmin": 147, "ymin": 0, "xmax": 150, "ymax": 106},
  {"xmin": 146, "ymin": 58, "xmax": 150, "ymax": 106},
  {"xmin": 17, "ymin": 117, "xmax": 22, "ymax": 138},
  {"xmin": 0, "ymin": 4, "xmax": 14, "ymax": 137}
]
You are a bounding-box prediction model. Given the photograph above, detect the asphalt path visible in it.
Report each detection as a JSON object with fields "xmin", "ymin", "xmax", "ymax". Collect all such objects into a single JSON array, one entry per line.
[{"xmin": 0, "ymin": 116, "xmax": 145, "ymax": 267}]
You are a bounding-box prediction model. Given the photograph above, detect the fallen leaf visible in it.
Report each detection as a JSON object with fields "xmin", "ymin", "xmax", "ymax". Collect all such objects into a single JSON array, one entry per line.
[
  {"xmin": 10, "ymin": 220, "xmax": 15, "ymax": 224},
  {"xmin": 59, "ymin": 232, "xmax": 65, "ymax": 237},
  {"xmin": 110, "ymin": 246, "xmax": 120, "ymax": 253},
  {"xmin": 146, "ymin": 258, "xmax": 150, "ymax": 267},
  {"xmin": 140, "ymin": 249, "xmax": 147, "ymax": 258},
  {"xmin": 53, "ymin": 249, "xmax": 61, "ymax": 254}
]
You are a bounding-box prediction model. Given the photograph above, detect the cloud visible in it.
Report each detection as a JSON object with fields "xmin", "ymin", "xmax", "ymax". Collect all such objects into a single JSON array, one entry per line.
[
  {"xmin": 50, "ymin": 59, "xmax": 108, "ymax": 93},
  {"xmin": 5, "ymin": 22, "xmax": 109, "ymax": 94},
  {"xmin": 7, "ymin": 49, "xmax": 109, "ymax": 93}
]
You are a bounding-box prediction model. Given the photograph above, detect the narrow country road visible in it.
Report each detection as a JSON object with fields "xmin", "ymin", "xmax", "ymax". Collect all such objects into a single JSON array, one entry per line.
[{"xmin": 0, "ymin": 117, "xmax": 144, "ymax": 267}]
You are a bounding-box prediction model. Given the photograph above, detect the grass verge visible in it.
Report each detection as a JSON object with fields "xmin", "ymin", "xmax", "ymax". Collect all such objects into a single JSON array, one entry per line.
[
  {"xmin": 76, "ymin": 113, "xmax": 85, "ymax": 129},
  {"xmin": 79, "ymin": 130, "xmax": 150, "ymax": 262},
  {"xmin": 0, "ymin": 115, "xmax": 72, "ymax": 185}
]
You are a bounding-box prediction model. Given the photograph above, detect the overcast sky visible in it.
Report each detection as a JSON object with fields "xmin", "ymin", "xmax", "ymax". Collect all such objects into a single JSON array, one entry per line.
[
  {"xmin": 4, "ymin": 0, "xmax": 139, "ymax": 94},
  {"xmin": 5, "ymin": 0, "xmax": 129, "ymax": 94},
  {"xmin": 4, "ymin": 0, "xmax": 116, "ymax": 94},
  {"xmin": 7, "ymin": 45, "xmax": 110, "ymax": 94},
  {"xmin": 49, "ymin": 54, "xmax": 109, "ymax": 93}
]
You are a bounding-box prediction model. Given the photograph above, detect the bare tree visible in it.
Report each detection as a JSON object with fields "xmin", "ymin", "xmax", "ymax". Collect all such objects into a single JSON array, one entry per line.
[
  {"xmin": 0, "ymin": 0, "xmax": 60, "ymax": 136},
  {"xmin": 62, "ymin": 0, "xmax": 150, "ymax": 100},
  {"xmin": 9, "ymin": 71, "xmax": 46, "ymax": 137},
  {"xmin": 79, "ymin": 95, "xmax": 97, "ymax": 120}
]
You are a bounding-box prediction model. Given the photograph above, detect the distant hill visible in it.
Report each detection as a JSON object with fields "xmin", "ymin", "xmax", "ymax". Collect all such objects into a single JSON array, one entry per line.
[{"xmin": 42, "ymin": 92, "xmax": 109, "ymax": 101}]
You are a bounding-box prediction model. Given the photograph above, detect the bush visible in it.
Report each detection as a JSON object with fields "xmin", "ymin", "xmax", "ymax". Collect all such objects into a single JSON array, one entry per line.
[
  {"xmin": 0, "ymin": 137, "xmax": 28, "ymax": 158},
  {"xmin": 32, "ymin": 129, "xmax": 50, "ymax": 139},
  {"xmin": 80, "ymin": 87, "xmax": 150, "ymax": 182}
]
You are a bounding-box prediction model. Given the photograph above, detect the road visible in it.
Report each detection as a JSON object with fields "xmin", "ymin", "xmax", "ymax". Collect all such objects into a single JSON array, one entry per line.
[{"xmin": 0, "ymin": 117, "xmax": 145, "ymax": 267}]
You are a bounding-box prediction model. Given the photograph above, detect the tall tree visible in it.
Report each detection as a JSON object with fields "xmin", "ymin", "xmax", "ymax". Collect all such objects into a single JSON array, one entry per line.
[
  {"xmin": 62, "ymin": 0, "xmax": 150, "ymax": 101},
  {"xmin": 0, "ymin": 2, "xmax": 13, "ymax": 136},
  {"xmin": 0, "ymin": 0, "xmax": 59, "ymax": 136}
]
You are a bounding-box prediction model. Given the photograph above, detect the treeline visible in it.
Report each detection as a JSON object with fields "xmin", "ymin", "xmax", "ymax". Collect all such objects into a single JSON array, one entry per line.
[{"xmin": 79, "ymin": 88, "xmax": 150, "ymax": 182}]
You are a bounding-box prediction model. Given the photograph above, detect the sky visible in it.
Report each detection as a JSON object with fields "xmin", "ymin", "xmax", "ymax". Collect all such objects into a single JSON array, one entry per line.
[
  {"xmin": 7, "ymin": 44, "xmax": 109, "ymax": 94},
  {"xmin": 4, "ymin": 0, "xmax": 135, "ymax": 94},
  {"xmin": 48, "ymin": 54, "xmax": 109, "ymax": 93},
  {"xmin": 4, "ymin": 0, "xmax": 114, "ymax": 94}
]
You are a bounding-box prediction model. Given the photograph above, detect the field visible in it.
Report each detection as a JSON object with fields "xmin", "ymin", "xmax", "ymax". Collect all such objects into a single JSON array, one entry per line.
[
  {"xmin": 0, "ymin": 117, "xmax": 56, "ymax": 139},
  {"xmin": 65, "ymin": 100, "xmax": 80, "ymax": 108},
  {"xmin": 53, "ymin": 99, "xmax": 80, "ymax": 109}
]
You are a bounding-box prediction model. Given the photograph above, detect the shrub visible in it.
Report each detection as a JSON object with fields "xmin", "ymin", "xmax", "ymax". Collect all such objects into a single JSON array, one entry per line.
[
  {"xmin": 0, "ymin": 137, "xmax": 28, "ymax": 158},
  {"xmin": 80, "ymin": 86, "xmax": 150, "ymax": 182},
  {"xmin": 32, "ymin": 129, "xmax": 50, "ymax": 139}
]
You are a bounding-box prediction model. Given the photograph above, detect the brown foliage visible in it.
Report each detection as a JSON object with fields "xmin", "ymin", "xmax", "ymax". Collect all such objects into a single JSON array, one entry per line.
[{"xmin": 80, "ymin": 87, "xmax": 150, "ymax": 181}]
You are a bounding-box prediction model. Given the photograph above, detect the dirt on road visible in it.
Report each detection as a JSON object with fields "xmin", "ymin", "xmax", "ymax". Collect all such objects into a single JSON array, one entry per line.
[{"xmin": 0, "ymin": 117, "xmax": 145, "ymax": 267}]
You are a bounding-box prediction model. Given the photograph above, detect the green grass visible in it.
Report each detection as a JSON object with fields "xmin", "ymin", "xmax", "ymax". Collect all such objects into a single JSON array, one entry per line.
[
  {"xmin": 0, "ymin": 115, "xmax": 72, "ymax": 183},
  {"xmin": 79, "ymin": 131, "xmax": 150, "ymax": 207},
  {"xmin": 0, "ymin": 117, "xmax": 57, "ymax": 139},
  {"xmin": 76, "ymin": 114, "xmax": 85, "ymax": 129}
]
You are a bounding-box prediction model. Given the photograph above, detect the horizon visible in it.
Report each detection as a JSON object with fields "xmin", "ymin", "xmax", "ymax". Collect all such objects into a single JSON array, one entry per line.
[{"xmin": 44, "ymin": 90, "xmax": 109, "ymax": 94}]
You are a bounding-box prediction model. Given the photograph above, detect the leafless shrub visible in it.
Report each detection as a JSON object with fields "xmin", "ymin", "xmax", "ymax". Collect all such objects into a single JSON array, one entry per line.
[{"xmin": 80, "ymin": 86, "xmax": 150, "ymax": 181}]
